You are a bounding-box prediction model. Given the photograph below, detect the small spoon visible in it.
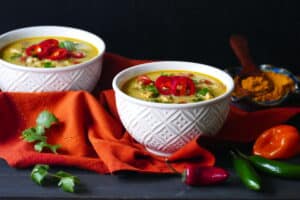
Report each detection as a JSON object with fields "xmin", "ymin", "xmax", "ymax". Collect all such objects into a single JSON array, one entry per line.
[{"xmin": 229, "ymin": 35, "xmax": 274, "ymax": 98}]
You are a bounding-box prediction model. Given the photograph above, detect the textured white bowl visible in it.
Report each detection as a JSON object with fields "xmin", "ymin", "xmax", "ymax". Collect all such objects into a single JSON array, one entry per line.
[
  {"xmin": 113, "ymin": 61, "xmax": 234, "ymax": 157},
  {"xmin": 0, "ymin": 26, "xmax": 105, "ymax": 92}
]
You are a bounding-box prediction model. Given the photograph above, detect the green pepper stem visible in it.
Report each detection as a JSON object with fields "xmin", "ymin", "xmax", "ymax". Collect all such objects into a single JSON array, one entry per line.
[{"xmin": 165, "ymin": 159, "xmax": 180, "ymax": 175}]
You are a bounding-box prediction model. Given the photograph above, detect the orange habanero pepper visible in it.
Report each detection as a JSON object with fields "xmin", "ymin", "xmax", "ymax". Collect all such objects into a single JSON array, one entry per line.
[{"xmin": 253, "ymin": 125, "xmax": 300, "ymax": 159}]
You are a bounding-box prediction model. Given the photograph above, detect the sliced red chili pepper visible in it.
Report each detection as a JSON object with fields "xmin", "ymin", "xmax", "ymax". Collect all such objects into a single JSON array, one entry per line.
[
  {"xmin": 25, "ymin": 44, "xmax": 51, "ymax": 59},
  {"xmin": 39, "ymin": 39, "xmax": 59, "ymax": 49},
  {"xmin": 137, "ymin": 75, "xmax": 153, "ymax": 85},
  {"xmin": 172, "ymin": 76, "xmax": 196, "ymax": 96},
  {"xmin": 155, "ymin": 76, "xmax": 173, "ymax": 95},
  {"xmin": 47, "ymin": 48, "xmax": 68, "ymax": 60},
  {"xmin": 26, "ymin": 44, "xmax": 42, "ymax": 56},
  {"xmin": 25, "ymin": 39, "xmax": 60, "ymax": 59},
  {"xmin": 70, "ymin": 51, "xmax": 85, "ymax": 59}
]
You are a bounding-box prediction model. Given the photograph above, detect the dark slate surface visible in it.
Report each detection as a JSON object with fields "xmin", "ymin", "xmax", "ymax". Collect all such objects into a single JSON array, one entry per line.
[{"xmin": 1, "ymin": 139, "xmax": 300, "ymax": 199}]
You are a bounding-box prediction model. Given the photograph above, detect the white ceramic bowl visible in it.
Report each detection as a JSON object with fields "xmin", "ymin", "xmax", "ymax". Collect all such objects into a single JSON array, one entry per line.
[
  {"xmin": 113, "ymin": 61, "xmax": 234, "ymax": 157},
  {"xmin": 0, "ymin": 26, "xmax": 105, "ymax": 92}
]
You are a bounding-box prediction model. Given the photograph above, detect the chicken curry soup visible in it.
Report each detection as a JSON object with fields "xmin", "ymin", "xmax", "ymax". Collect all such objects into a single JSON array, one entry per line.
[
  {"xmin": 122, "ymin": 70, "xmax": 226, "ymax": 104},
  {"xmin": 0, "ymin": 37, "xmax": 98, "ymax": 68}
]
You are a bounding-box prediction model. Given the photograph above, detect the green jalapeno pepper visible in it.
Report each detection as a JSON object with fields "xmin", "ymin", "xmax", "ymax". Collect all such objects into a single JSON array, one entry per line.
[
  {"xmin": 248, "ymin": 155, "xmax": 300, "ymax": 179},
  {"xmin": 230, "ymin": 150, "xmax": 261, "ymax": 191}
]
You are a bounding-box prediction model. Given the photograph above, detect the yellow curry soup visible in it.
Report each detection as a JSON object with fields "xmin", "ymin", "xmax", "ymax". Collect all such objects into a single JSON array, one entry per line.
[
  {"xmin": 0, "ymin": 36, "xmax": 98, "ymax": 68},
  {"xmin": 122, "ymin": 70, "xmax": 226, "ymax": 104}
]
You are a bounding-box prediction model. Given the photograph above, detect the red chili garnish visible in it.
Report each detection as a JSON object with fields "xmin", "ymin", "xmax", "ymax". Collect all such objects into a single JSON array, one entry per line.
[
  {"xmin": 200, "ymin": 79, "xmax": 213, "ymax": 85},
  {"xmin": 20, "ymin": 55, "xmax": 27, "ymax": 62},
  {"xmin": 166, "ymin": 161, "xmax": 229, "ymax": 186},
  {"xmin": 155, "ymin": 76, "xmax": 173, "ymax": 95},
  {"xmin": 39, "ymin": 39, "xmax": 59, "ymax": 49},
  {"xmin": 25, "ymin": 39, "xmax": 60, "ymax": 59},
  {"xmin": 47, "ymin": 48, "xmax": 68, "ymax": 60},
  {"xmin": 137, "ymin": 75, "xmax": 153, "ymax": 85},
  {"xmin": 72, "ymin": 61, "xmax": 81, "ymax": 65},
  {"xmin": 70, "ymin": 51, "xmax": 85, "ymax": 59},
  {"xmin": 25, "ymin": 44, "xmax": 42, "ymax": 57},
  {"xmin": 172, "ymin": 76, "xmax": 196, "ymax": 96}
]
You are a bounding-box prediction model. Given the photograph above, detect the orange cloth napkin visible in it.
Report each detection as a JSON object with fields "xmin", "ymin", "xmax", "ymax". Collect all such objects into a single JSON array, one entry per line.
[{"xmin": 0, "ymin": 52, "xmax": 299, "ymax": 174}]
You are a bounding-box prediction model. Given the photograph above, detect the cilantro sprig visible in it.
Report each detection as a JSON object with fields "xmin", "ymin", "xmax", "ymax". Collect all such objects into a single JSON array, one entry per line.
[
  {"xmin": 21, "ymin": 110, "xmax": 60, "ymax": 153},
  {"xmin": 31, "ymin": 164, "xmax": 80, "ymax": 193},
  {"xmin": 22, "ymin": 110, "xmax": 81, "ymax": 193}
]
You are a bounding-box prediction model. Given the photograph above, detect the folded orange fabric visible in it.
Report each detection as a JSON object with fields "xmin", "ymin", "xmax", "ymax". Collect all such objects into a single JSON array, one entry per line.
[{"xmin": 0, "ymin": 52, "xmax": 299, "ymax": 174}]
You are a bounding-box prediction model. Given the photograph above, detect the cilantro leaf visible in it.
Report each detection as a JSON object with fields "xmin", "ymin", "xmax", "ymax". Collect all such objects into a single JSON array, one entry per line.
[
  {"xmin": 31, "ymin": 164, "xmax": 49, "ymax": 185},
  {"xmin": 56, "ymin": 171, "xmax": 80, "ymax": 193},
  {"xmin": 59, "ymin": 41, "xmax": 76, "ymax": 51},
  {"xmin": 22, "ymin": 128, "xmax": 47, "ymax": 142},
  {"xmin": 35, "ymin": 124, "xmax": 45, "ymax": 135},
  {"xmin": 36, "ymin": 110, "xmax": 58, "ymax": 128},
  {"xmin": 34, "ymin": 141, "xmax": 47, "ymax": 152},
  {"xmin": 30, "ymin": 165, "xmax": 80, "ymax": 193},
  {"xmin": 43, "ymin": 61, "xmax": 54, "ymax": 68},
  {"xmin": 21, "ymin": 110, "xmax": 60, "ymax": 153},
  {"xmin": 196, "ymin": 88, "xmax": 209, "ymax": 97},
  {"xmin": 144, "ymin": 85, "xmax": 159, "ymax": 97},
  {"xmin": 34, "ymin": 141, "xmax": 61, "ymax": 153}
]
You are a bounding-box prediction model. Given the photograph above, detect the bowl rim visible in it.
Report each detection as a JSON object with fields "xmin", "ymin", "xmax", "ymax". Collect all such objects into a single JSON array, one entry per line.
[
  {"xmin": 0, "ymin": 25, "xmax": 105, "ymax": 73},
  {"xmin": 112, "ymin": 61, "xmax": 234, "ymax": 109}
]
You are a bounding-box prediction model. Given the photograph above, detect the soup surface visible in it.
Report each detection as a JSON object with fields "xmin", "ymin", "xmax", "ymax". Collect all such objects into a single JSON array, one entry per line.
[
  {"xmin": 0, "ymin": 37, "xmax": 98, "ymax": 68},
  {"xmin": 122, "ymin": 70, "xmax": 226, "ymax": 104}
]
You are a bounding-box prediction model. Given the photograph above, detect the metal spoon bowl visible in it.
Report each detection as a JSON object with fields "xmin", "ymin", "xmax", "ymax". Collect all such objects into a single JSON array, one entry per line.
[{"xmin": 224, "ymin": 64, "xmax": 300, "ymax": 107}]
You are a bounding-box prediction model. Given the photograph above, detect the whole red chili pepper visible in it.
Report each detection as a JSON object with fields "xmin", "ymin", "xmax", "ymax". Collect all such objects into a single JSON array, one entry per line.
[
  {"xmin": 166, "ymin": 161, "xmax": 229, "ymax": 186},
  {"xmin": 182, "ymin": 164, "xmax": 229, "ymax": 186}
]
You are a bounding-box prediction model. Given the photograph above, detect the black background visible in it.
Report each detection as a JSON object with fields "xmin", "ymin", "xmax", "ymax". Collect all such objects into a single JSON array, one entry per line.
[{"xmin": 1, "ymin": 0, "xmax": 300, "ymax": 73}]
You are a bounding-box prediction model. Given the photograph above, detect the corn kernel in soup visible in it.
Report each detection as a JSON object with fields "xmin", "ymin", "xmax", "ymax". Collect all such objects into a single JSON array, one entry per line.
[
  {"xmin": 0, "ymin": 37, "xmax": 98, "ymax": 68},
  {"xmin": 122, "ymin": 70, "xmax": 226, "ymax": 104}
]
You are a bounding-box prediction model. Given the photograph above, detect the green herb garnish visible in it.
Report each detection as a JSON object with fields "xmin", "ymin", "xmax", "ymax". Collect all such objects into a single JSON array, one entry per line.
[
  {"xmin": 192, "ymin": 88, "xmax": 210, "ymax": 102},
  {"xmin": 31, "ymin": 164, "xmax": 49, "ymax": 185},
  {"xmin": 21, "ymin": 110, "xmax": 60, "ymax": 153},
  {"xmin": 26, "ymin": 111, "xmax": 81, "ymax": 193},
  {"xmin": 31, "ymin": 165, "xmax": 80, "ymax": 193},
  {"xmin": 59, "ymin": 41, "xmax": 77, "ymax": 51},
  {"xmin": 144, "ymin": 84, "xmax": 159, "ymax": 97},
  {"xmin": 56, "ymin": 171, "xmax": 80, "ymax": 193},
  {"xmin": 10, "ymin": 53, "xmax": 22, "ymax": 60},
  {"xmin": 43, "ymin": 61, "xmax": 54, "ymax": 68},
  {"xmin": 196, "ymin": 88, "xmax": 209, "ymax": 97}
]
